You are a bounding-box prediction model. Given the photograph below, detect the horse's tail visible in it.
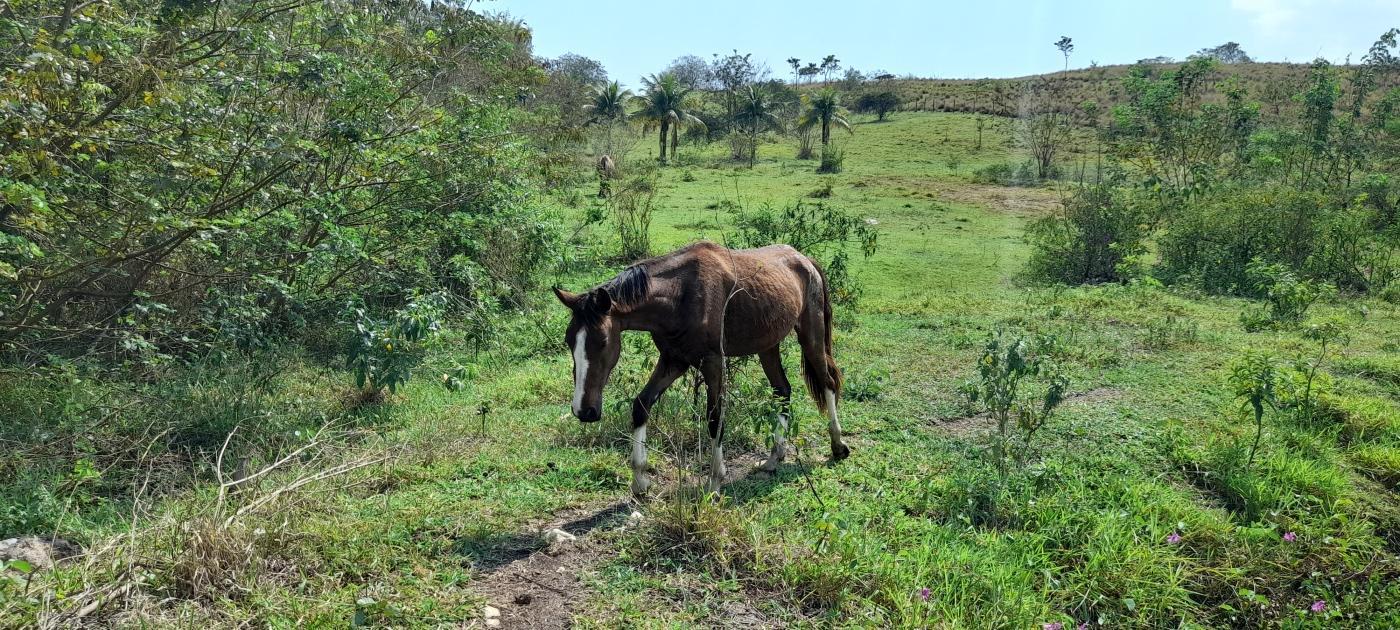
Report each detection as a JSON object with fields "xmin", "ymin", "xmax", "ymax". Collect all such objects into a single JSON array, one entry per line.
[{"xmin": 803, "ymin": 258, "xmax": 843, "ymax": 413}]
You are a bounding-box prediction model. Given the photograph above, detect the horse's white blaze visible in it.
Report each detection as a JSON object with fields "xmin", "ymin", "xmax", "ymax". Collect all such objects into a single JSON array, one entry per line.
[{"xmin": 571, "ymin": 329, "xmax": 589, "ymax": 415}]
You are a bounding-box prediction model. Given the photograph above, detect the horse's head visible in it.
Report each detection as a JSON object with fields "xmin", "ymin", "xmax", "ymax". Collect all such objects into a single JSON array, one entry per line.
[{"xmin": 553, "ymin": 286, "xmax": 623, "ymax": 422}]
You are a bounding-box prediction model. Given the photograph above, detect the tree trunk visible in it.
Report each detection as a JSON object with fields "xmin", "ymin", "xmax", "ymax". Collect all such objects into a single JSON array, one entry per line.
[
  {"xmin": 749, "ymin": 120, "xmax": 759, "ymax": 167},
  {"xmin": 670, "ymin": 124, "xmax": 679, "ymax": 157},
  {"xmin": 658, "ymin": 120, "xmax": 669, "ymax": 164},
  {"xmin": 821, "ymin": 119, "xmax": 830, "ymax": 146}
]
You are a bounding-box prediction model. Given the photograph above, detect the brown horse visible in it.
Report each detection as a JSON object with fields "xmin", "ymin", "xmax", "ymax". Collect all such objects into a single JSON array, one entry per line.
[{"xmin": 553, "ymin": 241, "xmax": 849, "ymax": 497}]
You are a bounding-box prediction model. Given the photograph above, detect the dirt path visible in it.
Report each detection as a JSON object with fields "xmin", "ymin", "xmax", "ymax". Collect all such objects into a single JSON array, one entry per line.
[
  {"xmin": 467, "ymin": 450, "xmax": 782, "ymax": 628},
  {"xmin": 470, "ymin": 500, "xmax": 631, "ymax": 629}
]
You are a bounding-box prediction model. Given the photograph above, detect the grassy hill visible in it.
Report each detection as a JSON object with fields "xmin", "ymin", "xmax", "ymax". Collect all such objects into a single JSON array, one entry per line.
[
  {"xmin": 865, "ymin": 62, "xmax": 1368, "ymax": 120},
  {"xmin": 8, "ymin": 112, "xmax": 1400, "ymax": 628}
]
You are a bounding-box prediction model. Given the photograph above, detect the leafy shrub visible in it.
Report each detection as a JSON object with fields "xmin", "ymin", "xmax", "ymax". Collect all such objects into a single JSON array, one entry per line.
[
  {"xmin": 611, "ymin": 174, "xmax": 658, "ymax": 261},
  {"xmin": 345, "ymin": 293, "xmax": 451, "ymax": 400},
  {"xmin": 1275, "ymin": 320, "xmax": 1348, "ymax": 425},
  {"xmin": 1238, "ymin": 259, "xmax": 1334, "ymax": 331},
  {"xmin": 729, "ymin": 200, "xmax": 878, "ymax": 305},
  {"xmin": 1025, "ymin": 184, "xmax": 1150, "ymax": 284},
  {"xmin": 1229, "ymin": 351, "xmax": 1279, "ymax": 469},
  {"xmin": 1158, "ymin": 187, "xmax": 1394, "ymax": 296},
  {"xmin": 960, "ymin": 332, "xmax": 1069, "ymax": 479},
  {"xmin": 817, "ymin": 146, "xmax": 845, "ymax": 174},
  {"xmin": 0, "ymin": 2, "xmax": 555, "ymax": 363},
  {"xmin": 971, "ymin": 160, "xmax": 1056, "ymax": 187}
]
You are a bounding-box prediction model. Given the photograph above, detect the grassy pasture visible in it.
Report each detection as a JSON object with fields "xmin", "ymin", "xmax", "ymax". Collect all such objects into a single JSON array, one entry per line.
[{"xmin": 6, "ymin": 112, "xmax": 1400, "ymax": 628}]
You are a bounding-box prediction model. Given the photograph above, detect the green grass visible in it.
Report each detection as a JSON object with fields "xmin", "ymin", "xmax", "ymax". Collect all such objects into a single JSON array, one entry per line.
[{"xmin": 7, "ymin": 112, "xmax": 1400, "ymax": 628}]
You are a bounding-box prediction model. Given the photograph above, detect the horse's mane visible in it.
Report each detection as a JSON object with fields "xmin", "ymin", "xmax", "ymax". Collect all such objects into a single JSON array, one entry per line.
[
  {"xmin": 579, "ymin": 265, "xmax": 649, "ymax": 323},
  {"xmin": 603, "ymin": 265, "xmax": 650, "ymax": 307}
]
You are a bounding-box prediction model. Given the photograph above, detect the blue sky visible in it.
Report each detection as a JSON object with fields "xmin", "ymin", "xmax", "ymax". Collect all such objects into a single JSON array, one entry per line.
[{"xmin": 478, "ymin": 0, "xmax": 1400, "ymax": 87}]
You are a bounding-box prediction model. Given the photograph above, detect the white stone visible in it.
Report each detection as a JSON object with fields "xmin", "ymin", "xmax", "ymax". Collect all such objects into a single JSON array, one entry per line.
[{"xmin": 542, "ymin": 528, "xmax": 577, "ymax": 544}]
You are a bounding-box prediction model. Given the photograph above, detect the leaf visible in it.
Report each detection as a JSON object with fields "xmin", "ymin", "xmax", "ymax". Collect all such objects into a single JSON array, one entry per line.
[
  {"xmin": 7, "ymin": 559, "xmax": 33, "ymax": 574},
  {"xmin": 1123, "ymin": 597, "xmax": 1136, "ymax": 612}
]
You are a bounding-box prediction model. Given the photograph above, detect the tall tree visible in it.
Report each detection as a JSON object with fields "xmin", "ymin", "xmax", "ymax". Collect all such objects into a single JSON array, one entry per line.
[
  {"xmin": 1055, "ymin": 36, "xmax": 1074, "ymax": 71},
  {"xmin": 663, "ymin": 55, "xmax": 712, "ymax": 90},
  {"xmin": 712, "ymin": 50, "xmax": 762, "ymax": 122},
  {"xmin": 800, "ymin": 88, "xmax": 853, "ymax": 147},
  {"xmin": 588, "ymin": 81, "xmax": 633, "ymax": 155},
  {"xmin": 1193, "ymin": 42, "xmax": 1253, "ymax": 64},
  {"xmin": 820, "ymin": 55, "xmax": 841, "ymax": 83},
  {"xmin": 733, "ymin": 86, "xmax": 785, "ymax": 166},
  {"xmin": 855, "ymin": 91, "xmax": 899, "ymax": 121},
  {"xmin": 631, "ymin": 73, "xmax": 705, "ymax": 165},
  {"xmin": 787, "ymin": 57, "xmax": 802, "ymax": 84}
]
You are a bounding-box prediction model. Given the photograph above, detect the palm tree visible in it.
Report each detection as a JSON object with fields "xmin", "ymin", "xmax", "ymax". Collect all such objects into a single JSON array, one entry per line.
[
  {"xmin": 630, "ymin": 73, "xmax": 705, "ymax": 165},
  {"xmin": 733, "ymin": 86, "xmax": 784, "ymax": 166},
  {"xmin": 588, "ymin": 81, "xmax": 632, "ymax": 155},
  {"xmin": 799, "ymin": 88, "xmax": 852, "ymax": 148}
]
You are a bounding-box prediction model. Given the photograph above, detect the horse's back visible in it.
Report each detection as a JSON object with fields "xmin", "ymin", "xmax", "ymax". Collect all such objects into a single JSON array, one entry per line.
[{"xmin": 659, "ymin": 242, "xmax": 820, "ymax": 355}]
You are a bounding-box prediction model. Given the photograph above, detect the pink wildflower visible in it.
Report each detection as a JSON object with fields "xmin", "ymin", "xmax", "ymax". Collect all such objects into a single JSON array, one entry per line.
[
  {"xmin": 1042, "ymin": 623, "xmax": 1063, "ymax": 630},
  {"xmin": 918, "ymin": 588, "xmax": 930, "ymax": 601},
  {"xmin": 1166, "ymin": 532, "xmax": 1182, "ymax": 544},
  {"xmin": 1283, "ymin": 531, "xmax": 1297, "ymax": 542},
  {"xmin": 1311, "ymin": 600, "xmax": 1327, "ymax": 613}
]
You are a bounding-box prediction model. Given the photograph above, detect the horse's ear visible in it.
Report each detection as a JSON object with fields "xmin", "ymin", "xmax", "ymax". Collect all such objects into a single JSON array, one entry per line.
[
  {"xmin": 588, "ymin": 287, "xmax": 613, "ymax": 316},
  {"xmin": 553, "ymin": 286, "xmax": 581, "ymax": 309}
]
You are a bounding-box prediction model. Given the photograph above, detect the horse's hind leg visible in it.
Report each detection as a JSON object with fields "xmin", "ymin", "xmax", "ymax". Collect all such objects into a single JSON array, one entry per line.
[
  {"xmin": 797, "ymin": 325, "xmax": 850, "ymax": 461},
  {"xmin": 699, "ymin": 356, "xmax": 728, "ymax": 494},
  {"xmin": 757, "ymin": 347, "xmax": 792, "ymax": 472}
]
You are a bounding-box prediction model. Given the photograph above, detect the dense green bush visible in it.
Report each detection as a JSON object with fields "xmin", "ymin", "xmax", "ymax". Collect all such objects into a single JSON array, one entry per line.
[
  {"xmin": 1238, "ymin": 259, "xmax": 1335, "ymax": 331},
  {"xmin": 1030, "ymin": 33, "xmax": 1400, "ymax": 297},
  {"xmin": 345, "ymin": 292, "xmax": 448, "ymax": 399},
  {"xmin": 1026, "ymin": 185, "xmax": 1150, "ymax": 284},
  {"xmin": 0, "ymin": 0, "xmax": 562, "ymax": 365},
  {"xmin": 817, "ymin": 146, "xmax": 846, "ymax": 174},
  {"xmin": 728, "ymin": 200, "xmax": 877, "ymax": 305},
  {"xmin": 970, "ymin": 161, "xmax": 1052, "ymax": 186}
]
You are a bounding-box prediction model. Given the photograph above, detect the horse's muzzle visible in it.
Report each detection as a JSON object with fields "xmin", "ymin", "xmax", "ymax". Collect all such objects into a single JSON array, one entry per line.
[{"xmin": 575, "ymin": 406, "xmax": 601, "ymax": 423}]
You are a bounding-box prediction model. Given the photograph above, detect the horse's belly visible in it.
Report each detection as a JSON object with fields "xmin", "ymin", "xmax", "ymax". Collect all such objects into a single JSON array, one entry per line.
[{"xmin": 719, "ymin": 306, "xmax": 798, "ymax": 356}]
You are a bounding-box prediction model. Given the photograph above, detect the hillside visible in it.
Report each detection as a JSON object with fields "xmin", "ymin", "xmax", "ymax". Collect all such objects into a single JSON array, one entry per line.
[{"xmin": 872, "ymin": 62, "xmax": 1371, "ymax": 119}]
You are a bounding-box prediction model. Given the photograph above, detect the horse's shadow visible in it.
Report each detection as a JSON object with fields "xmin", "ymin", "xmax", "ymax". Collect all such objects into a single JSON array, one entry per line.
[{"xmin": 454, "ymin": 501, "xmax": 633, "ymax": 574}]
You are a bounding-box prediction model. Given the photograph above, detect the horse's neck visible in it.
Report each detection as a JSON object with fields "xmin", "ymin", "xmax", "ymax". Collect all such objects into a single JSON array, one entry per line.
[{"xmin": 613, "ymin": 294, "xmax": 673, "ymax": 335}]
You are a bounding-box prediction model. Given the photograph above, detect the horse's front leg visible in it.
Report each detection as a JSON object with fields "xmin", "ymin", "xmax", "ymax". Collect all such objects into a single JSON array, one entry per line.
[
  {"xmin": 757, "ymin": 348, "xmax": 792, "ymax": 472},
  {"xmin": 699, "ymin": 356, "xmax": 727, "ymax": 495},
  {"xmin": 631, "ymin": 355, "xmax": 685, "ymax": 499}
]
